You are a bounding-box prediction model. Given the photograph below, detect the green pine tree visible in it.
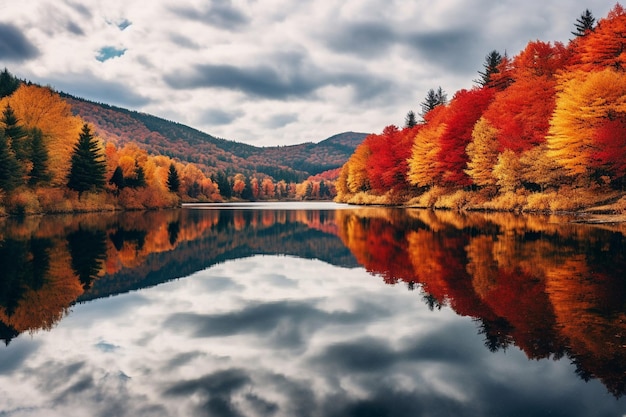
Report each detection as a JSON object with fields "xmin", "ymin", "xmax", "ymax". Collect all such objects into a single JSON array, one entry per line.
[
  {"xmin": 0, "ymin": 130, "xmax": 22, "ymax": 191},
  {"xmin": 0, "ymin": 69, "xmax": 20, "ymax": 99},
  {"xmin": 241, "ymin": 175, "xmax": 254, "ymax": 201},
  {"xmin": 109, "ymin": 166, "xmax": 125, "ymax": 195},
  {"xmin": 67, "ymin": 123, "xmax": 106, "ymax": 197},
  {"xmin": 475, "ymin": 50, "xmax": 503, "ymax": 87},
  {"xmin": 572, "ymin": 9, "xmax": 595, "ymax": 37},
  {"xmin": 216, "ymin": 170, "xmax": 232, "ymax": 198},
  {"xmin": 166, "ymin": 163, "xmax": 180, "ymax": 193},
  {"xmin": 28, "ymin": 128, "xmax": 50, "ymax": 186},
  {"xmin": 404, "ymin": 110, "xmax": 417, "ymax": 128},
  {"xmin": 420, "ymin": 87, "xmax": 447, "ymax": 118},
  {"xmin": 1, "ymin": 104, "xmax": 29, "ymax": 163}
]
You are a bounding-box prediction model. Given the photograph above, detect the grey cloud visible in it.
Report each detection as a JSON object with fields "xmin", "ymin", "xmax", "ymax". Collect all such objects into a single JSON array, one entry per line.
[
  {"xmin": 0, "ymin": 23, "xmax": 39, "ymax": 62},
  {"xmin": 24, "ymin": 358, "xmax": 166, "ymax": 417},
  {"xmin": 165, "ymin": 56, "xmax": 395, "ymax": 102},
  {"xmin": 48, "ymin": 74, "xmax": 151, "ymax": 108},
  {"xmin": 66, "ymin": 20, "xmax": 84, "ymax": 36},
  {"xmin": 164, "ymin": 368, "xmax": 250, "ymax": 397},
  {"xmin": 315, "ymin": 337, "xmax": 396, "ymax": 373},
  {"xmin": 407, "ymin": 29, "xmax": 484, "ymax": 75},
  {"xmin": 0, "ymin": 339, "xmax": 40, "ymax": 373},
  {"xmin": 165, "ymin": 63, "xmax": 320, "ymax": 99},
  {"xmin": 65, "ymin": 1, "xmax": 92, "ymax": 19},
  {"xmin": 165, "ymin": 351, "xmax": 207, "ymax": 370},
  {"xmin": 163, "ymin": 299, "xmax": 390, "ymax": 349},
  {"xmin": 54, "ymin": 376, "xmax": 95, "ymax": 404},
  {"xmin": 169, "ymin": 33, "xmax": 201, "ymax": 50},
  {"xmin": 263, "ymin": 113, "xmax": 298, "ymax": 129},
  {"xmin": 164, "ymin": 368, "xmax": 251, "ymax": 417},
  {"xmin": 244, "ymin": 392, "xmax": 279, "ymax": 416},
  {"xmin": 202, "ymin": 109, "xmax": 244, "ymax": 126},
  {"xmin": 325, "ymin": 21, "xmax": 398, "ymax": 57},
  {"xmin": 170, "ymin": 0, "xmax": 249, "ymax": 31},
  {"xmin": 321, "ymin": 17, "xmax": 485, "ymax": 76}
]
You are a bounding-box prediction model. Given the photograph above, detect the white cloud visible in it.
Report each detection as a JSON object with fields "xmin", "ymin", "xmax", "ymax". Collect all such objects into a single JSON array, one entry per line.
[{"xmin": 0, "ymin": 0, "xmax": 617, "ymax": 146}]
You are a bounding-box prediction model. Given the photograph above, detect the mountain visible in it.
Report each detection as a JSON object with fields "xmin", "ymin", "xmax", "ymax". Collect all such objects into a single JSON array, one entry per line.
[{"xmin": 63, "ymin": 94, "xmax": 368, "ymax": 182}]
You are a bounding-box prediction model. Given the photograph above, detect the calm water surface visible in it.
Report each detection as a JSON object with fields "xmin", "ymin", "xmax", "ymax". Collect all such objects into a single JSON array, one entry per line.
[{"xmin": 0, "ymin": 202, "xmax": 625, "ymax": 416}]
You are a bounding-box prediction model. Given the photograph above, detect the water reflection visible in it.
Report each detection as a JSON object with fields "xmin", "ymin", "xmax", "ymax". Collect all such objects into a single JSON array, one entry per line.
[
  {"xmin": 335, "ymin": 207, "xmax": 626, "ymax": 398},
  {"xmin": 0, "ymin": 207, "xmax": 357, "ymax": 344},
  {"xmin": 0, "ymin": 204, "xmax": 625, "ymax": 411}
]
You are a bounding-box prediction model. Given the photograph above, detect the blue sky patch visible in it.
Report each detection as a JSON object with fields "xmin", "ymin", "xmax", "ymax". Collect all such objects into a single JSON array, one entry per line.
[{"xmin": 96, "ymin": 46, "xmax": 126, "ymax": 62}]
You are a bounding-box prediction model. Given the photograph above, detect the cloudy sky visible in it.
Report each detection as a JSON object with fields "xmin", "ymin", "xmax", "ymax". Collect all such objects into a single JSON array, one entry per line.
[{"xmin": 0, "ymin": 0, "xmax": 616, "ymax": 146}]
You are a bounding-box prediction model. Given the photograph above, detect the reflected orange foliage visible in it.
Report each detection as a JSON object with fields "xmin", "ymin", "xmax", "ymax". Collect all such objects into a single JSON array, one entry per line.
[{"xmin": 335, "ymin": 207, "xmax": 626, "ymax": 394}]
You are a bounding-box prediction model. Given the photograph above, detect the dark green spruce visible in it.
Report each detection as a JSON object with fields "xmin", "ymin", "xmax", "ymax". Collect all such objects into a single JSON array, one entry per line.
[
  {"xmin": 166, "ymin": 163, "xmax": 180, "ymax": 193},
  {"xmin": 67, "ymin": 123, "xmax": 106, "ymax": 197},
  {"xmin": 572, "ymin": 9, "xmax": 596, "ymax": 37},
  {"xmin": 28, "ymin": 128, "xmax": 51, "ymax": 186}
]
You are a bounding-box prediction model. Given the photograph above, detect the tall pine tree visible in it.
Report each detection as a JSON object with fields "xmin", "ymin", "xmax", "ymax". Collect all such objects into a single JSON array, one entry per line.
[
  {"xmin": 0, "ymin": 69, "xmax": 20, "ymax": 99},
  {"xmin": 0, "ymin": 130, "xmax": 22, "ymax": 191},
  {"xmin": 475, "ymin": 50, "xmax": 503, "ymax": 87},
  {"xmin": 572, "ymin": 9, "xmax": 596, "ymax": 37},
  {"xmin": 28, "ymin": 128, "xmax": 50, "ymax": 186},
  {"xmin": 1, "ymin": 104, "xmax": 29, "ymax": 163},
  {"xmin": 67, "ymin": 123, "xmax": 106, "ymax": 197},
  {"xmin": 167, "ymin": 163, "xmax": 180, "ymax": 193},
  {"xmin": 420, "ymin": 87, "xmax": 447, "ymax": 119}
]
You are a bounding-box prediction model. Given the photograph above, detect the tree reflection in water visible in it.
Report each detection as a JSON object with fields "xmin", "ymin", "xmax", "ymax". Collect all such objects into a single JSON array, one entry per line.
[{"xmin": 0, "ymin": 205, "xmax": 625, "ymax": 397}]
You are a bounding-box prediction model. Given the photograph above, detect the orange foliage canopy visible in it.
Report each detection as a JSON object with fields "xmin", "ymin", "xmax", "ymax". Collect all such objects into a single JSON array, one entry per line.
[{"xmin": 1, "ymin": 85, "xmax": 83, "ymax": 186}]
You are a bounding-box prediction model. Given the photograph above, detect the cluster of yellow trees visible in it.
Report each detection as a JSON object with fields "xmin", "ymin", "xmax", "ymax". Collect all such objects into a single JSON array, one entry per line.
[
  {"xmin": 0, "ymin": 83, "xmax": 227, "ymax": 215},
  {"xmin": 0, "ymin": 81, "xmax": 336, "ymax": 215},
  {"xmin": 337, "ymin": 5, "xmax": 626, "ymax": 213}
]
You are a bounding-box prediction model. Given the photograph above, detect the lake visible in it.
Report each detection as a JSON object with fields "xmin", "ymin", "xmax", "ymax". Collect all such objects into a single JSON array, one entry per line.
[{"xmin": 0, "ymin": 202, "xmax": 625, "ymax": 416}]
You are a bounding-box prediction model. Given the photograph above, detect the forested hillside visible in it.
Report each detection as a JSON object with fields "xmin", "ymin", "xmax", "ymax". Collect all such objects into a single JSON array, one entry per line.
[
  {"xmin": 337, "ymin": 5, "xmax": 626, "ymax": 214},
  {"xmin": 65, "ymin": 95, "xmax": 366, "ymax": 182},
  {"xmin": 0, "ymin": 69, "xmax": 366, "ymax": 215}
]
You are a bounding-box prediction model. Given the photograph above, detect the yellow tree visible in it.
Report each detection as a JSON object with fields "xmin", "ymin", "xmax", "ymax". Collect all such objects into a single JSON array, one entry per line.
[
  {"xmin": 345, "ymin": 142, "xmax": 371, "ymax": 194},
  {"xmin": 407, "ymin": 114, "xmax": 446, "ymax": 188},
  {"xmin": 335, "ymin": 165, "xmax": 350, "ymax": 201},
  {"xmin": 493, "ymin": 149, "xmax": 522, "ymax": 192},
  {"xmin": 1, "ymin": 85, "xmax": 83, "ymax": 186},
  {"xmin": 465, "ymin": 117, "xmax": 499, "ymax": 188},
  {"xmin": 519, "ymin": 144, "xmax": 565, "ymax": 191},
  {"xmin": 547, "ymin": 68, "xmax": 626, "ymax": 178}
]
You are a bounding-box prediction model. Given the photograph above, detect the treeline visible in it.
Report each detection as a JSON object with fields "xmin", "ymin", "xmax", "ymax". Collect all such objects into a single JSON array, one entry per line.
[
  {"xmin": 337, "ymin": 5, "xmax": 626, "ymax": 213},
  {"xmin": 0, "ymin": 75, "xmax": 335, "ymax": 215}
]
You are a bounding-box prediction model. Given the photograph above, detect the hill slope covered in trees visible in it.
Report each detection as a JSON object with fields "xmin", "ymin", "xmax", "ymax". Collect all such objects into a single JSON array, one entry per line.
[
  {"xmin": 336, "ymin": 4, "xmax": 626, "ymax": 214},
  {"xmin": 0, "ymin": 70, "xmax": 366, "ymax": 215},
  {"xmin": 64, "ymin": 95, "xmax": 367, "ymax": 183}
]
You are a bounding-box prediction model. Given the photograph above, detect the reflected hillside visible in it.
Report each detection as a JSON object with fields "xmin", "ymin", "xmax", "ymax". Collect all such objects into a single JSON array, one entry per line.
[
  {"xmin": 335, "ymin": 208, "xmax": 626, "ymax": 397},
  {"xmin": 0, "ymin": 208, "xmax": 357, "ymax": 344},
  {"xmin": 2, "ymin": 205, "xmax": 626, "ymax": 397}
]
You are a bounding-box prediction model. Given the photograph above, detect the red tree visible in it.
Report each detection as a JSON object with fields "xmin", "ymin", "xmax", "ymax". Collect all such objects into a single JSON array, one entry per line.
[
  {"xmin": 366, "ymin": 125, "xmax": 420, "ymax": 193},
  {"xmin": 591, "ymin": 115, "xmax": 626, "ymax": 180},
  {"xmin": 436, "ymin": 88, "xmax": 495, "ymax": 186}
]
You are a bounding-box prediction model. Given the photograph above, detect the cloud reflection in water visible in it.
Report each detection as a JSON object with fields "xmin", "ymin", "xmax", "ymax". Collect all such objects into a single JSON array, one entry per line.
[{"xmin": 0, "ymin": 255, "xmax": 623, "ymax": 417}]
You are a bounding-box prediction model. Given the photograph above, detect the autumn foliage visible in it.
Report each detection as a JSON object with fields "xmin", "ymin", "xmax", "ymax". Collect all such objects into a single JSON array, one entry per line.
[
  {"xmin": 337, "ymin": 4, "xmax": 626, "ymax": 211},
  {"xmin": 335, "ymin": 207, "xmax": 626, "ymax": 396}
]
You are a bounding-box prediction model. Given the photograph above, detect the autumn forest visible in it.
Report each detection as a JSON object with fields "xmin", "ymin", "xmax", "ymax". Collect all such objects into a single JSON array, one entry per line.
[
  {"xmin": 337, "ymin": 5, "xmax": 626, "ymax": 213},
  {"xmin": 2, "ymin": 6, "xmax": 626, "ymax": 215},
  {"xmin": 0, "ymin": 76, "xmax": 356, "ymax": 215}
]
